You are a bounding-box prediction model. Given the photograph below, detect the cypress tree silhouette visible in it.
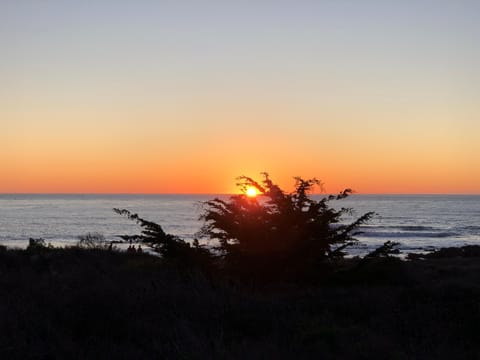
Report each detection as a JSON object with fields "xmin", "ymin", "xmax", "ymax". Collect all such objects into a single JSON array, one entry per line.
[
  {"xmin": 197, "ymin": 173, "xmax": 374, "ymax": 278},
  {"xmin": 115, "ymin": 173, "xmax": 374, "ymax": 279}
]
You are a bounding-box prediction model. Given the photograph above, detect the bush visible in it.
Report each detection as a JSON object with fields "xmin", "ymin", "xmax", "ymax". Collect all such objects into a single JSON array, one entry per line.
[
  {"xmin": 365, "ymin": 241, "xmax": 401, "ymax": 258},
  {"xmin": 76, "ymin": 233, "xmax": 110, "ymax": 250},
  {"xmin": 27, "ymin": 238, "xmax": 52, "ymax": 252},
  {"xmin": 197, "ymin": 173, "xmax": 374, "ymax": 278},
  {"xmin": 113, "ymin": 209, "xmax": 213, "ymax": 269}
]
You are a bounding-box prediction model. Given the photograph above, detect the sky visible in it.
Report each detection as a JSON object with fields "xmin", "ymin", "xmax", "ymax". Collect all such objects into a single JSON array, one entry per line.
[{"xmin": 2, "ymin": 0, "xmax": 479, "ymax": 194}]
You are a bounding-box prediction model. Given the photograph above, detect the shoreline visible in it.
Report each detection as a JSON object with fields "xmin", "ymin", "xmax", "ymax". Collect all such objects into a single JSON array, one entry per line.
[{"xmin": 2, "ymin": 237, "xmax": 480, "ymax": 259}]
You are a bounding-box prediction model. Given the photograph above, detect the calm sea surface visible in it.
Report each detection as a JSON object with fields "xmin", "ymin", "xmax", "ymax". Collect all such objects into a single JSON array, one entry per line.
[{"xmin": 0, "ymin": 194, "xmax": 479, "ymax": 254}]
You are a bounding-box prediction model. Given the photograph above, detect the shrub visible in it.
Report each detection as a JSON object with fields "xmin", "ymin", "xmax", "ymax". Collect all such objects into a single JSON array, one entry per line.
[
  {"xmin": 27, "ymin": 238, "xmax": 52, "ymax": 252},
  {"xmin": 113, "ymin": 209, "xmax": 213, "ymax": 268},
  {"xmin": 197, "ymin": 173, "xmax": 374, "ymax": 278},
  {"xmin": 365, "ymin": 241, "xmax": 401, "ymax": 258},
  {"xmin": 76, "ymin": 232, "xmax": 110, "ymax": 249}
]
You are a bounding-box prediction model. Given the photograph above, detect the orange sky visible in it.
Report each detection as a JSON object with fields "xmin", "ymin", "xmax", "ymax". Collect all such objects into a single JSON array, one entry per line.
[{"xmin": 2, "ymin": 1, "xmax": 479, "ymax": 194}]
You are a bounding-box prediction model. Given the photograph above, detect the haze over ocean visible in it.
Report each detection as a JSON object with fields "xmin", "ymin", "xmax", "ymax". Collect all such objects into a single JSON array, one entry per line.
[{"xmin": 1, "ymin": 194, "xmax": 478, "ymax": 254}]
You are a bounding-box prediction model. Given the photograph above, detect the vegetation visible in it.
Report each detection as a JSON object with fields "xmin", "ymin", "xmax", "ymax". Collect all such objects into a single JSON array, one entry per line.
[
  {"xmin": 26, "ymin": 237, "xmax": 52, "ymax": 251},
  {"xmin": 2, "ymin": 174, "xmax": 480, "ymax": 358},
  {"xmin": 1, "ymin": 247, "xmax": 480, "ymax": 359},
  {"xmin": 198, "ymin": 173, "xmax": 374, "ymax": 279},
  {"xmin": 116, "ymin": 173, "xmax": 374, "ymax": 280},
  {"xmin": 365, "ymin": 240, "xmax": 401, "ymax": 258},
  {"xmin": 113, "ymin": 208, "xmax": 213, "ymax": 268},
  {"xmin": 76, "ymin": 232, "xmax": 110, "ymax": 249}
]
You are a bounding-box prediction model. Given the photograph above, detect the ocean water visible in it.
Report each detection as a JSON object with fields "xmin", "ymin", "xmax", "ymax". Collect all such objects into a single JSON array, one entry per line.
[
  {"xmin": 0, "ymin": 194, "xmax": 479, "ymax": 254},
  {"xmin": 338, "ymin": 195, "xmax": 480, "ymax": 254}
]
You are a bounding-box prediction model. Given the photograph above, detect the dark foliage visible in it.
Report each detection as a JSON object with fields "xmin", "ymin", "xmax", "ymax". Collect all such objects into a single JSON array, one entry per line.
[
  {"xmin": 26, "ymin": 237, "xmax": 52, "ymax": 252},
  {"xmin": 114, "ymin": 173, "xmax": 374, "ymax": 280},
  {"xmin": 407, "ymin": 245, "xmax": 480, "ymax": 260},
  {"xmin": 76, "ymin": 232, "xmax": 110, "ymax": 249},
  {"xmin": 197, "ymin": 173, "xmax": 375, "ymax": 279},
  {"xmin": 1, "ymin": 249, "xmax": 480, "ymax": 359},
  {"xmin": 365, "ymin": 241, "xmax": 401, "ymax": 258},
  {"xmin": 113, "ymin": 208, "xmax": 212, "ymax": 269}
]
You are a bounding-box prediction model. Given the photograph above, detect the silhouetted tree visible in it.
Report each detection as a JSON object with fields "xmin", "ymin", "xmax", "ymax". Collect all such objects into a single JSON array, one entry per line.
[
  {"xmin": 197, "ymin": 173, "xmax": 374, "ymax": 278},
  {"xmin": 114, "ymin": 173, "xmax": 373, "ymax": 279},
  {"xmin": 113, "ymin": 208, "xmax": 212, "ymax": 267}
]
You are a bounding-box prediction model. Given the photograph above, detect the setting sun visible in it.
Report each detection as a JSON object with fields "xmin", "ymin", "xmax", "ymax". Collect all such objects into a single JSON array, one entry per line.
[{"xmin": 246, "ymin": 187, "xmax": 258, "ymax": 197}]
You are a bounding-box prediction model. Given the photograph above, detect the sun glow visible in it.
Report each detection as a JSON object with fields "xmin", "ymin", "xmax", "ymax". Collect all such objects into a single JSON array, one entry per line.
[{"xmin": 246, "ymin": 186, "xmax": 258, "ymax": 197}]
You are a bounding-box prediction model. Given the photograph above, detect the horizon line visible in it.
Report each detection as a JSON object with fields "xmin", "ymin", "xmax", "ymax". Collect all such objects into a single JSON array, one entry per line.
[{"xmin": 1, "ymin": 192, "xmax": 479, "ymax": 196}]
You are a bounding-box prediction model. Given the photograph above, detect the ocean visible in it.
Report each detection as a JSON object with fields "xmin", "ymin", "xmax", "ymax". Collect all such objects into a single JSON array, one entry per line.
[{"xmin": 0, "ymin": 194, "xmax": 479, "ymax": 255}]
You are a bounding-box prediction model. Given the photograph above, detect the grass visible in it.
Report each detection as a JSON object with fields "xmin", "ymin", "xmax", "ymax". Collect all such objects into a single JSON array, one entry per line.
[{"xmin": 1, "ymin": 246, "xmax": 480, "ymax": 359}]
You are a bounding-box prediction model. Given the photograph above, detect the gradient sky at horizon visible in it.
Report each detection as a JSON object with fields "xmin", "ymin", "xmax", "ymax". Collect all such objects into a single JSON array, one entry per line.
[{"xmin": 2, "ymin": 0, "xmax": 479, "ymax": 194}]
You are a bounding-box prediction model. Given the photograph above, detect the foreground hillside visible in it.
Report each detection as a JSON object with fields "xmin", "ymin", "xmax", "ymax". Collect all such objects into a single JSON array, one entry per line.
[{"xmin": 1, "ymin": 247, "xmax": 479, "ymax": 359}]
